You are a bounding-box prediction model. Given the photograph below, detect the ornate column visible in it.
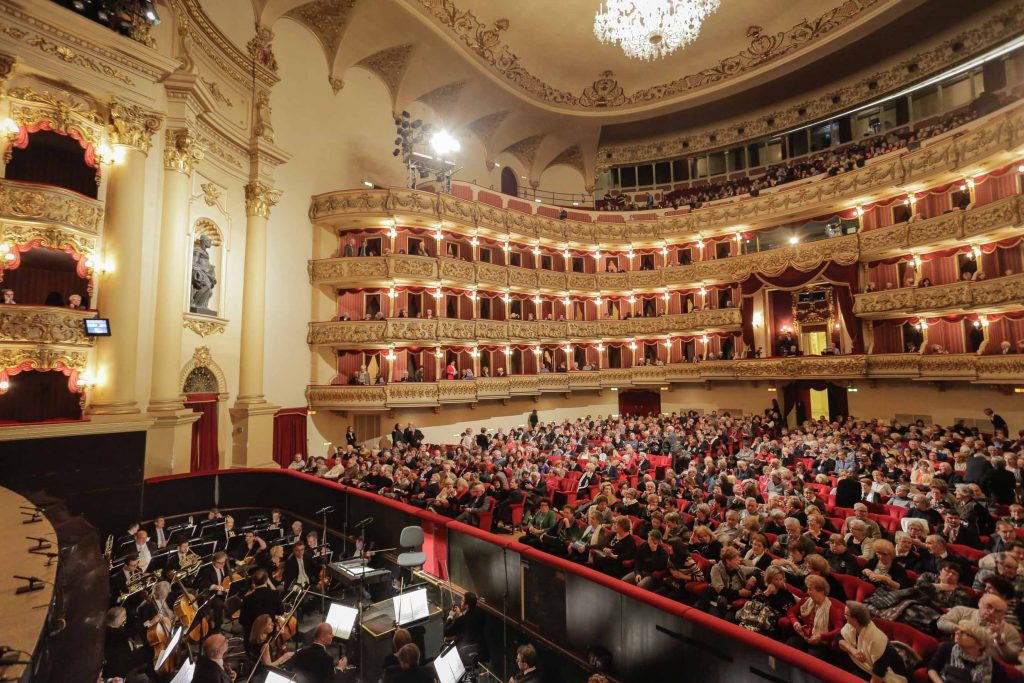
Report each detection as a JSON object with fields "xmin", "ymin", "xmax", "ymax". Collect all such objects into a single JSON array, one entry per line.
[
  {"xmin": 145, "ymin": 128, "xmax": 204, "ymax": 475},
  {"xmin": 230, "ymin": 180, "xmax": 281, "ymax": 468},
  {"xmin": 88, "ymin": 101, "xmax": 162, "ymax": 415}
]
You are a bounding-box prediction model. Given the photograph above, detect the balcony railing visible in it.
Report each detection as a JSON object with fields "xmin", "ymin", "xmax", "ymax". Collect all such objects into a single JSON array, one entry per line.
[
  {"xmin": 0, "ymin": 305, "xmax": 98, "ymax": 347},
  {"xmin": 309, "ymin": 195, "xmax": 1023, "ymax": 294},
  {"xmin": 305, "ymin": 354, "xmax": 1024, "ymax": 409},
  {"xmin": 853, "ymin": 272, "xmax": 1024, "ymax": 318},
  {"xmin": 307, "ymin": 309, "xmax": 743, "ymax": 347},
  {"xmin": 310, "ymin": 99, "xmax": 1024, "ymax": 247},
  {"xmin": 0, "ymin": 178, "xmax": 104, "ymax": 234}
]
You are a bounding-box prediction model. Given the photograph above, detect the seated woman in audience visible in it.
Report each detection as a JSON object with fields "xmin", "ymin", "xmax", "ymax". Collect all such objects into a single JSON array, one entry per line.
[
  {"xmin": 742, "ymin": 533, "xmax": 772, "ymax": 572},
  {"xmin": 656, "ymin": 537, "xmax": 704, "ymax": 602},
  {"xmin": 702, "ymin": 546, "xmax": 759, "ymax": 618},
  {"xmin": 826, "ymin": 534, "xmax": 862, "ymax": 576},
  {"xmin": 803, "ymin": 513, "xmax": 831, "ymax": 550},
  {"xmin": 894, "ymin": 531, "xmax": 923, "ymax": 568},
  {"xmin": 733, "ymin": 566, "xmax": 797, "ymax": 636},
  {"xmin": 804, "ymin": 553, "xmax": 847, "ymax": 601},
  {"xmin": 837, "ymin": 601, "xmax": 909, "ymax": 682},
  {"xmin": 771, "ymin": 542, "xmax": 810, "ymax": 586},
  {"xmin": 862, "ymin": 540, "xmax": 910, "ymax": 592},
  {"xmin": 587, "ymin": 516, "xmax": 637, "ymax": 576},
  {"xmin": 624, "ymin": 530, "xmax": 668, "ymax": 589},
  {"xmin": 786, "ymin": 574, "xmax": 844, "ymax": 660},
  {"xmin": 915, "ymin": 560, "xmax": 976, "ymax": 610},
  {"xmin": 928, "ymin": 622, "xmax": 1008, "ymax": 683},
  {"xmin": 690, "ymin": 525, "xmax": 722, "ymax": 561}
]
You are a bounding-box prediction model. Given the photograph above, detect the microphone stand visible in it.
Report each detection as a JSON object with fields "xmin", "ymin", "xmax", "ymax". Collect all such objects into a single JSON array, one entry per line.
[
  {"xmin": 356, "ymin": 519, "xmax": 373, "ymax": 683},
  {"xmin": 243, "ymin": 585, "xmax": 308, "ymax": 683},
  {"xmin": 320, "ymin": 506, "xmax": 331, "ymax": 617}
]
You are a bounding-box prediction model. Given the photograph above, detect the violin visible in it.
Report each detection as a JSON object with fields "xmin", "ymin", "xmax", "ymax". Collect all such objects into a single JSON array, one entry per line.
[{"xmin": 271, "ymin": 613, "xmax": 298, "ymax": 659}]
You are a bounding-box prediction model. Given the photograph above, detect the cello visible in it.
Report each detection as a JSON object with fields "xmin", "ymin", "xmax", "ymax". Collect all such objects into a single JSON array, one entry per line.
[
  {"xmin": 172, "ymin": 575, "xmax": 210, "ymax": 644},
  {"xmin": 143, "ymin": 591, "xmax": 177, "ymax": 675}
]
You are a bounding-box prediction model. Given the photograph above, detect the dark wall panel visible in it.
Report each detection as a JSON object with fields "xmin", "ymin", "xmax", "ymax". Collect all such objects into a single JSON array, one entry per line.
[{"xmin": 0, "ymin": 431, "xmax": 145, "ymax": 535}]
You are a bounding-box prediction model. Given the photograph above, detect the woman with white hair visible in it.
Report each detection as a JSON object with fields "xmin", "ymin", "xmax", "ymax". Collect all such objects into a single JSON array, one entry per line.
[{"xmin": 927, "ymin": 621, "xmax": 1007, "ymax": 683}]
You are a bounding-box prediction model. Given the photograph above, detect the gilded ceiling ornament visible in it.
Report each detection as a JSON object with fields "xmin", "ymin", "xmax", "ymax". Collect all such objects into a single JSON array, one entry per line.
[
  {"xmin": 415, "ymin": 80, "xmax": 468, "ymax": 119},
  {"xmin": 466, "ymin": 110, "xmax": 508, "ymax": 145},
  {"xmin": 546, "ymin": 145, "xmax": 585, "ymax": 175},
  {"xmin": 244, "ymin": 181, "xmax": 281, "ymax": 218},
  {"xmin": 357, "ymin": 43, "xmax": 414, "ymax": 100},
  {"xmin": 329, "ymin": 76, "xmax": 345, "ymax": 94},
  {"xmin": 200, "ymin": 78, "xmax": 232, "ymax": 108},
  {"xmin": 504, "ymin": 134, "xmax": 545, "ymax": 168},
  {"xmin": 23, "ymin": 33, "xmax": 133, "ymax": 85},
  {"xmin": 0, "ymin": 53, "xmax": 16, "ymax": 86},
  {"xmin": 247, "ymin": 24, "xmax": 278, "ymax": 73},
  {"xmin": 183, "ymin": 317, "xmax": 226, "ymax": 337},
  {"xmin": 193, "ymin": 218, "xmax": 223, "ymax": 246},
  {"xmin": 579, "ymin": 71, "xmax": 625, "ymax": 108},
  {"xmin": 109, "ymin": 100, "xmax": 163, "ymax": 154},
  {"xmin": 200, "ymin": 182, "xmax": 222, "ymax": 207},
  {"xmin": 164, "ymin": 127, "xmax": 205, "ymax": 174},
  {"xmin": 288, "ymin": 0, "xmax": 359, "ymax": 55}
]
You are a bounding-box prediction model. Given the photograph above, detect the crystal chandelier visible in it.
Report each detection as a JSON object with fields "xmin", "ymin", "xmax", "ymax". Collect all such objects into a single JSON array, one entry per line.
[{"xmin": 594, "ymin": 0, "xmax": 721, "ymax": 62}]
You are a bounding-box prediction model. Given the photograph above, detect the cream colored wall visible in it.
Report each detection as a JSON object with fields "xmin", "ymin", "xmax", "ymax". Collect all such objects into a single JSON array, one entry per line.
[
  {"xmin": 538, "ymin": 164, "xmax": 587, "ymax": 198},
  {"xmin": 846, "ymin": 381, "xmax": 1024, "ymax": 429}
]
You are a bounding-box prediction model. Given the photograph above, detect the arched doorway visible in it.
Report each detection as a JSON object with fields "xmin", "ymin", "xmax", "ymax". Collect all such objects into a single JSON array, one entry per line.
[
  {"xmin": 183, "ymin": 366, "xmax": 219, "ymax": 472},
  {"xmin": 501, "ymin": 166, "xmax": 518, "ymax": 197},
  {"xmin": 618, "ymin": 389, "xmax": 661, "ymax": 418}
]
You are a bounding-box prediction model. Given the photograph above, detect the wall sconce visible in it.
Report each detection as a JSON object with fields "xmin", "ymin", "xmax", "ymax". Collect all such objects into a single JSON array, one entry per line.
[
  {"xmin": 77, "ymin": 373, "xmax": 96, "ymax": 388},
  {"xmin": 385, "ymin": 348, "xmax": 397, "ymax": 362},
  {"xmin": 432, "ymin": 230, "xmax": 443, "ymax": 241},
  {"xmin": 660, "ymin": 246, "xmax": 669, "ymax": 256},
  {"xmin": 562, "ymin": 344, "xmax": 572, "ymax": 354},
  {"xmin": 912, "ymin": 254, "xmax": 923, "ymax": 269},
  {"xmin": 434, "ymin": 348, "xmax": 444, "ymax": 359},
  {"xmin": 562, "ymin": 249, "xmax": 571, "ymax": 259},
  {"xmin": 752, "ymin": 311, "xmax": 763, "ymax": 327},
  {"xmin": 903, "ymin": 194, "xmax": 918, "ymax": 206},
  {"xmin": 469, "ymin": 347, "xmax": 480, "ymax": 358},
  {"xmin": 661, "ymin": 289, "xmax": 670, "ymax": 302},
  {"xmin": 788, "ymin": 235, "xmax": 799, "ymax": 245},
  {"xmin": 1018, "ymin": 164, "xmax": 1024, "ymax": 174},
  {"xmin": 966, "ymin": 178, "xmax": 976, "ymax": 189},
  {"xmin": 503, "ymin": 346, "xmax": 512, "ymax": 355},
  {"xmin": 532, "ymin": 295, "xmax": 542, "ymax": 305},
  {"xmin": 387, "ymin": 287, "xmax": 398, "ymax": 299},
  {"xmin": 696, "ymin": 239, "xmax": 704, "ymax": 249},
  {"xmin": 627, "ymin": 293, "xmax": 636, "ymax": 304},
  {"xmin": 970, "ymin": 245, "xmax": 983, "ymax": 259},
  {"xmin": 502, "ymin": 292, "xmax": 511, "ymax": 304},
  {"xmin": 834, "ymin": 322, "xmax": 841, "ymax": 330},
  {"xmin": 914, "ymin": 322, "xmax": 928, "ymax": 331},
  {"xmin": 596, "ymin": 342, "xmax": 605, "ymax": 352},
  {"xmin": 432, "ymin": 288, "xmax": 443, "ymax": 299},
  {"xmin": 973, "ymin": 316, "xmax": 989, "ymax": 328},
  {"xmin": 663, "ymin": 339, "xmax": 672, "ymax": 348},
  {"xmin": 468, "ymin": 290, "xmax": 477, "ymax": 301},
  {"xmin": 855, "ymin": 206, "xmax": 865, "ymax": 217},
  {"xmin": 469, "ymin": 236, "xmax": 479, "ymax": 247},
  {"xmin": 594, "ymin": 295, "xmax": 603, "ymax": 306},
  {"xmin": 781, "ymin": 325, "xmax": 792, "ymax": 333},
  {"xmin": 532, "ymin": 245, "xmax": 541, "ymax": 257},
  {"xmin": 0, "ymin": 379, "xmax": 8, "ymax": 392},
  {"xmin": 2, "ymin": 118, "xmax": 19, "ymax": 163},
  {"xmin": 562, "ymin": 296, "xmax": 571, "ymax": 307},
  {"xmin": 698, "ymin": 284, "xmax": 706, "ymax": 296},
  {"xmin": 0, "ymin": 243, "xmax": 13, "ymax": 263},
  {"xmin": 700, "ymin": 335, "xmax": 709, "ymax": 344},
  {"xmin": 502, "ymin": 240, "xmax": 511, "ymax": 253},
  {"xmin": 626, "ymin": 249, "xmax": 634, "ymax": 260},
  {"xmin": 387, "ymin": 226, "xmax": 398, "ymax": 239},
  {"xmin": 532, "ymin": 347, "xmax": 542, "ymax": 355},
  {"xmin": 733, "ymin": 233, "xmax": 742, "ymax": 242},
  {"xmin": 628, "ymin": 341, "xmax": 637, "ymax": 350},
  {"xmin": 593, "ymin": 249, "xmax": 602, "ymax": 260}
]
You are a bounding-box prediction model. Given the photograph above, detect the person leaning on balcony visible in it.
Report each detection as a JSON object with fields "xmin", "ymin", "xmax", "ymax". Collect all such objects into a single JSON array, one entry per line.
[{"xmin": 1, "ymin": 288, "xmax": 14, "ymax": 304}]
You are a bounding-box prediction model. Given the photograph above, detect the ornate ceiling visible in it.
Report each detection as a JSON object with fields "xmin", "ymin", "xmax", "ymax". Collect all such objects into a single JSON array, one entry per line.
[{"xmin": 249, "ymin": 0, "xmax": 1019, "ymax": 182}]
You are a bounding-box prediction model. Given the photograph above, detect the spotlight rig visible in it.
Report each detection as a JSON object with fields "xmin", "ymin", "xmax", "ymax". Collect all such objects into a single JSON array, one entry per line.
[
  {"xmin": 52, "ymin": 0, "xmax": 160, "ymax": 41},
  {"xmin": 392, "ymin": 111, "xmax": 461, "ymax": 192}
]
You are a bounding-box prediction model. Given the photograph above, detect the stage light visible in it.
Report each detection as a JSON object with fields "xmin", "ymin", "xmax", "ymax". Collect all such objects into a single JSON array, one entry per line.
[
  {"xmin": 430, "ymin": 130, "xmax": 460, "ymax": 156},
  {"xmin": 788, "ymin": 235, "xmax": 799, "ymax": 245}
]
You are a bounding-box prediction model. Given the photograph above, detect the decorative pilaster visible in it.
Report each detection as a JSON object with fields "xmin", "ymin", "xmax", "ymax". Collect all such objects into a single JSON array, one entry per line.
[
  {"xmin": 149, "ymin": 126, "xmax": 204, "ymax": 415},
  {"xmin": 244, "ymin": 180, "xmax": 281, "ymax": 219},
  {"xmin": 88, "ymin": 104, "xmax": 163, "ymax": 415}
]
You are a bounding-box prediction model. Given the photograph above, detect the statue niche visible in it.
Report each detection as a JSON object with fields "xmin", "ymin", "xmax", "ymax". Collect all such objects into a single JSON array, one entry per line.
[{"xmin": 190, "ymin": 235, "xmax": 218, "ymax": 315}]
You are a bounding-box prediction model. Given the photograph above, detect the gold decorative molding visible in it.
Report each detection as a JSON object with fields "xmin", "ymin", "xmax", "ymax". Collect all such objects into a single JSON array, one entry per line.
[
  {"xmin": 179, "ymin": 345, "xmax": 227, "ymax": 394},
  {"xmin": 17, "ymin": 30, "xmax": 134, "ymax": 85},
  {"xmin": 287, "ymin": 0, "xmax": 359, "ymax": 58},
  {"xmin": 182, "ymin": 313, "xmax": 227, "ymax": 337},
  {"xmin": 108, "ymin": 99, "xmax": 163, "ymax": 153},
  {"xmin": 356, "ymin": 43, "xmax": 414, "ymax": 101},
  {"xmin": 244, "ymin": 181, "xmax": 281, "ymax": 218},
  {"xmin": 163, "ymin": 127, "xmax": 205, "ymax": 174},
  {"xmin": 0, "ymin": 52, "xmax": 16, "ymax": 87},
  {"xmin": 854, "ymin": 272, "xmax": 1024, "ymax": 319},
  {"xmin": 598, "ymin": 3, "xmax": 1024, "ymax": 165},
  {"xmin": 6, "ymin": 86, "xmax": 104, "ymax": 148},
  {"xmin": 200, "ymin": 182, "xmax": 223, "ymax": 207},
  {"xmin": 0, "ymin": 178, "xmax": 104, "ymax": 234},
  {"xmin": 193, "ymin": 218, "xmax": 223, "ymax": 246},
  {"xmin": 0, "ymin": 306, "xmax": 95, "ymax": 346},
  {"xmin": 246, "ymin": 23, "xmax": 278, "ymax": 74},
  {"xmin": 0, "ymin": 347, "xmax": 87, "ymax": 372}
]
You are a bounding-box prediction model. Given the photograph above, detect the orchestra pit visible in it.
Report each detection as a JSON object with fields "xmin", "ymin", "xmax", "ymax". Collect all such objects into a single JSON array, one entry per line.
[{"xmin": 5, "ymin": 1, "xmax": 1024, "ymax": 682}]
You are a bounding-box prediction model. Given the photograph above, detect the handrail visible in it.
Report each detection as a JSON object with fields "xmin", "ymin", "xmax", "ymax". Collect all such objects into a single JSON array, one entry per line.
[{"xmin": 143, "ymin": 468, "xmax": 861, "ymax": 683}]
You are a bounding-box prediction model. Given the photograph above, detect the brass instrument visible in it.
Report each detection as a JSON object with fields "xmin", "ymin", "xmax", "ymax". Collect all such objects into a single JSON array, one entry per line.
[
  {"xmin": 104, "ymin": 535, "xmax": 114, "ymax": 568},
  {"xmin": 118, "ymin": 570, "xmax": 158, "ymax": 604}
]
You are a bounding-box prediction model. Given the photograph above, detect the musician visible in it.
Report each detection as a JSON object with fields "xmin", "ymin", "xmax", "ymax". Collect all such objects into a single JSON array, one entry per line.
[
  {"xmin": 207, "ymin": 508, "xmax": 224, "ymax": 520},
  {"xmin": 197, "ymin": 551, "xmax": 231, "ymax": 631},
  {"xmin": 382, "ymin": 643, "xmax": 433, "ymax": 683},
  {"xmin": 167, "ymin": 538, "xmax": 200, "ymax": 575},
  {"xmin": 444, "ymin": 592, "xmax": 488, "ymax": 662},
  {"xmin": 220, "ymin": 515, "xmax": 238, "ymax": 550},
  {"xmin": 132, "ymin": 530, "xmax": 155, "ymax": 572},
  {"xmin": 291, "ymin": 623, "xmax": 348, "ymax": 683},
  {"xmin": 151, "ymin": 516, "xmax": 170, "ymax": 549},
  {"xmin": 232, "ymin": 530, "xmax": 268, "ymax": 567},
  {"xmin": 193, "ymin": 633, "xmax": 234, "ymax": 683},
  {"xmin": 117, "ymin": 521, "xmax": 141, "ymax": 551},
  {"xmin": 138, "ymin": 580, "xmax": 175, "ymax": 631},
  {"xmin": 111, "ymin": 554, "xmax": 141, "ymax": 604},
  {"xmin": 282, "ymin": 542, "xmax": 318, "ymax": 590},
  {"xmin": 240, "ymin": 568, "xmax": 284, "ymax": 642},
  {"xmin": 103, "ymin": 606, "xmax": 150, "ymax": 681},
  {"xmin": 267, "ymin": 509, "xmax": 286, "ymax": 534},
  {"xmin": 248, "ymin": 613, "xmax": 296, "ymax": 668},
  {"xmin": 288, "ymin": 520, "xmax": 304, "ymax": 545}
]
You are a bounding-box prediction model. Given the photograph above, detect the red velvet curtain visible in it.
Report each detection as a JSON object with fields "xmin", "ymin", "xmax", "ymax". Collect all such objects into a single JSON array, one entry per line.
[
  {"xmin": 2, "ymin": 249, "xmax": 91, "ymax": 306},
  {"xmin": 273, "ymin": 408, "xmax": 307, "ymax": 467},
  {"xmin": 740, "ymin": 262, "xmax": 860, "ymax": 352},
  {"xmin": 920, "ymin": 255, "xmax": 959, "ymax": 285},
  {"xmin": 916, "ymin": 190, "xmax": 952, "ymax": 219},
  {"xmin": 867, "ymin": 262, "xmax": 901, "ymax": 290},
  {"xmin": 871, "ymin": 323, "xmax": 905, "ymax": 354},
  {"xmin": 0, "ymin": 370, "xmax": 81, "ymax": 423},
  {"xmin": 924, "ymin": 320, "xmax": 965, "ymax": 354},
  {"xmin": 5, "ymin": 130, "xmax": 97, "ymax": 198},
  {"xmin": 973, "ymin": 171, "xmax": 1018, "ymax": 206},
  {"xmin": 618, "ymin": 389, "xmax": 661, "ymax": 417},
  {"xmin": 185, "ymin": 393, "xmax": 219, "ymax": 472}
]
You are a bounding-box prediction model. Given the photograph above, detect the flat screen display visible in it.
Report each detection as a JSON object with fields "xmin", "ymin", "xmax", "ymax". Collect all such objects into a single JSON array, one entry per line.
[{"xmin": 83, "ymin": 318, "xmax": 111, "ymax": 336}]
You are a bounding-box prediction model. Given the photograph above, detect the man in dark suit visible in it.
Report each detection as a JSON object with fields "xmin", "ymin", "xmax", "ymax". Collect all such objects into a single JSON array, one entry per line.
[
  {"xmin": 941, "ymin": 509, "xmax": 982, "ymax": 549},
  {"xmin": 455, "ymin": 484, "xmax": 493, "ymax": 526},
  {"xmin": 196, "ymin": 551, "xmax": 230, "ymax": 630},
  {"xmin": 292, "ymin": 623, "xmax": 346, "ymax": 683},
  {"xmin": 282, "ymin": 542, "xmax": 319, "ymax": 590},
  {"xmin": 109, "ymin": 554, "xmax": 140, "ymax": 604},
  {"xmin": 404, "ymin": 423, "xmax": 424, "ymax": 448},
  {"xmin": 985, "ymin": 408, "xmax": 1009, "ymax": 437},
  {"xmin": 510, "ymin": 644, "xmax": 541, "ymax": 683},
  {"xmin": 382, "ymin": 643, "xmax": 433, "ymax": 683},
  {"xmin": 444, "ymin": 592, "xmax": 488, "ymax": 662},
  {"xmin": 239, "ymin": 568, "xmax": 284, "ymax": 641},
  {"xmin": 192, "ymin": 633, "xmax": 233, "ymax": 683}
]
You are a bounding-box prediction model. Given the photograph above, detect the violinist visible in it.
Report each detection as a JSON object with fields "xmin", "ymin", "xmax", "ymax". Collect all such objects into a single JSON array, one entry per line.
[
  {"xmin": 288, "ymin": 520, "xmax": 304, "ymax": 545},
  {"xmin": 232, "ymin": 530, "xmax": 268, "ymax": 568},
  {"xmin": 197, "ymin": 551, "xmax": 230, "ymax": 631},
  {"xmin": 248, "ymin": 613, "xmax": 295, "ymax": 668},
  {"xmin": 269, "ymin": 545, "xmax": 287, "ymax": 586},
  {"xmin": 102, "ymin": 606, "xmax": 149, "ymax": 681},
  {"xmin": 282, "ymin": 542, "xmax": 317, "ymax": 591},
  {"xmin": 267, "ymin": 509, "xmax": 286, "ymax": 535},
  {"xmin": 239, "ymin": 568, "xmax": 284, "ymax": 639}
]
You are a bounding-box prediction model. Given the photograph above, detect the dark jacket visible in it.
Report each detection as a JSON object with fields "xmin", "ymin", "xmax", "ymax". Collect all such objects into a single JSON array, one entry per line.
[
  {"xmin": 192, "ymin": 656, "xmax": 233, "ymax": 683},
  {"xmin": 291, "ymin": 643, "xmax": 336, "ymax": 683}
]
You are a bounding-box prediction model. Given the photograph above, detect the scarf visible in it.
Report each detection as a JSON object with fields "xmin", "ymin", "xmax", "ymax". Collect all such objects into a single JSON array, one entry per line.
[
  {"xmin": 948, "ymin": 644, "xmax": 992, "ymax": 683},
  {"xmin": 799, "ymin": 597, "xmax": 831, "ymax": 636}
]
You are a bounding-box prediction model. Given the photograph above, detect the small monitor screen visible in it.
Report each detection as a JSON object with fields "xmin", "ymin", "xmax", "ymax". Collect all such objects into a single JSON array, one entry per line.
[
  {"xmin": 325, "ymin": 602, "xmax": 358, "ymax": 639},
  {"xmin": 83, "ymin": 318, "xmax": 111, "ymax": 336},
  {"xmin": 432, "ymin": 644, "xmax": 466, "ymax": 683},
  {"xmin": 392, "ymin": 588, "xmax": 429, "ymax": 625}
]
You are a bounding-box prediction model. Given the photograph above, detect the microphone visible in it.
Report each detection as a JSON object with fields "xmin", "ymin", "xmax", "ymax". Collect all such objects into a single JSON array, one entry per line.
[
  {"xmin": 26, "ymin": 536, "xmax": 52, "ymax": 550},
  {"xmin": 315, "ymin": 506, "xmax": 335, "ymax": 515},
  {"xmin": 354, "ymin": 517, "xmax": 373, "ymax": 528}
]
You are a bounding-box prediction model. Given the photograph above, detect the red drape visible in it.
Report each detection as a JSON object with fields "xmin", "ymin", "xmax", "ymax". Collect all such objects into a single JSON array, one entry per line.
[
  {"xmin": 924, "ymin": 320, "xmax": 965, "ymax": 354},
  {"xmin": 870, "ymin": 323, "xmax": 905, "ymax": 354},
  {"xmin": 973, "ymin": 171, "xmax": 1018, "ymax": 206},
  {"xmin": 919, "ymin": 255, "xmax": 959, "ymax": 285},
  {"xmin": 0, "ymin": 369, "xmax": 81, "ymax": 423},
  {"xmin": 273, "ymin": 408, "xmax": 308, "ymax": 467},
  {"xmin": 185, "ymin": 393, "xmax": 219, "ymax": 472},
  {"xmin": 618, "ymin": 389, "xmax": 661, "ymax": 417}
]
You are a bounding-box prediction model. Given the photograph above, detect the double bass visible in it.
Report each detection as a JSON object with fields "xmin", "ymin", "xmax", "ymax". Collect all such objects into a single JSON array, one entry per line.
[
  {"xmin": 143, "ymin": 591, "xmax": 177, "ymax": 675},
  {"xmin": 172, "ymin": 576, "xmax": 210, "ymax": 644}
]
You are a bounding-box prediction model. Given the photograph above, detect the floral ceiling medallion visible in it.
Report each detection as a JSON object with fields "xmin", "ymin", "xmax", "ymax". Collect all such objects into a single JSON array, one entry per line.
[{"xmin": 594, "ymin": 0, "xmax": 722, "ymax": 62}]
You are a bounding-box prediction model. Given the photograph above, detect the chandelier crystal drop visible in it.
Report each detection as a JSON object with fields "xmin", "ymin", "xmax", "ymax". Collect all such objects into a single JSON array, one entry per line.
[{"xmin": 594, "ymin": 0, "xmax": 721, "ymax": 62}]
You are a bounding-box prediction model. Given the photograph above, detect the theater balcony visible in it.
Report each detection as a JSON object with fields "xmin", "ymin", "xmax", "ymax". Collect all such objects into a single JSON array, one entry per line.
[
  {"xmin": 854, "ymin": 271, "xmax": 1024, "ymax": 318},
  {"xmin": 307, "ymin": 309, "xmax": 742, "ymax": 348}
]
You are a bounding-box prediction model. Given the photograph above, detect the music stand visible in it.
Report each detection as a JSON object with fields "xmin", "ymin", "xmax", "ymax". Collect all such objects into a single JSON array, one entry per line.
[
  {"xmin": 155, "ymin": 625, "xmax": 183, "ymax": 670},
  {"xmin": 262, "ymin": 670, "xmax": 295, "ymax": 683},
  {"xmin": 325, "ymin": 602, "xmax": 358, "ymax": 640},
  {"xmin": 168, "ymin": 654, "xmax": 194, "ymax": 683},
  {"xmin": 433, "ymin": 642, "xmax": 466, "ymax": 683}
]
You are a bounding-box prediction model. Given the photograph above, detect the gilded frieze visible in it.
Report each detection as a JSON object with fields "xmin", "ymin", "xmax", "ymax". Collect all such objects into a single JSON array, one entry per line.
[{"xmin": 0, "ymin": 306, "xmax": 94, "ymax": 346}]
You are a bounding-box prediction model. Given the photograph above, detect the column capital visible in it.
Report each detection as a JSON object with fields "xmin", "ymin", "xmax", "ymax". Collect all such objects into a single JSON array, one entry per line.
[
  {"xmin": 244, "ymin": 180, "xmax": 281, "ymax": 218},
  {"xmin": 163, "ymin": 127, "xmax": 205, "ymax": 175},
  {"xmin": 108, "ymin": 99, "xmax": 163, "ymax": 154}
]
